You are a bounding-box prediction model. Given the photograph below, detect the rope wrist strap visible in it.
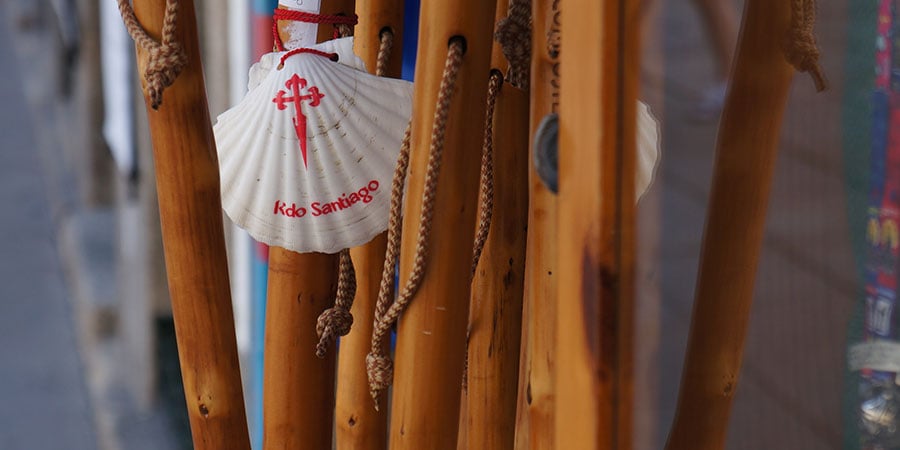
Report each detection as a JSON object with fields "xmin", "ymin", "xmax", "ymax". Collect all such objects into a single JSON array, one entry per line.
[{"xmin": 117, "ymin": 0, "xmax": 187, "ymax": 109}]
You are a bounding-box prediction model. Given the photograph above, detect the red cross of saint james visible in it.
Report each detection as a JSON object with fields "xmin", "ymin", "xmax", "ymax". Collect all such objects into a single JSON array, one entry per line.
[{"xmin": 273, "ymin": 74, "xmax": 325, "ymax": 168}]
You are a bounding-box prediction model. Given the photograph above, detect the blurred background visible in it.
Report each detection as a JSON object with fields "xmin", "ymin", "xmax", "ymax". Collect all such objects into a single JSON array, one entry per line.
[{"xmin": 0, "ymin": 0, "xmax": 876, "ymax": 448}]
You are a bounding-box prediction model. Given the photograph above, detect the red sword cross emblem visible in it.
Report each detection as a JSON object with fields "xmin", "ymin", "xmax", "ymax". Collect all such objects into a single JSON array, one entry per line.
[{"xmin": 273, "ymin": 74, "xmax": 325, "ymax": 169}]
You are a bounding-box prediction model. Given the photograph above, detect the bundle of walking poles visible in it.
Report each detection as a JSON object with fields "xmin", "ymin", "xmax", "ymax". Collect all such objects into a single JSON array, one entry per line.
[{"xmin": 117, "ymin": 0, "xmax": 825, "ymax": 448}]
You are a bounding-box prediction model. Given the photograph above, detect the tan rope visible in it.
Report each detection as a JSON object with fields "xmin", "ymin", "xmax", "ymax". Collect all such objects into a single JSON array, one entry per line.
[
  {"xmin": 117, "ymin": 0, "xmax": 187, "ymax": 109},
  {"xmin": 364, "ymin": 124, "xmax": 410, "ymax": 409},
  {"xmin": 336, "ymin": 22, "xmax": 354, "ymax": 39},
  {"xmin": 494, "ymin": 0, "xmax": 532, "ymax": 89},
  {"xmin": 785, "ymin": 0, "xmax": 827, "ymax": 92},
  {"xmin": 375, "ymin": 29, "xmax": 395, "ymax": 77},
  {"xmin": 366, "ymin": 39, "xmax": 466, "ymax": 406},
  {"xmin": 471, "ymin": 70, "xmax": 503, "ymax": 275},
  {"xmin": 315, "ymin": 249, "xmax": 356, "ymax": 358}
]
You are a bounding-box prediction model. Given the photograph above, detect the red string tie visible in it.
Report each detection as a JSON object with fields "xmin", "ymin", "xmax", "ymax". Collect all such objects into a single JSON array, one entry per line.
[
  {"xmin": 278, "ymin": 48, "xmax": 338, "ymax": 68},
  {"xmin": 272, "ymin": 9, "xmax": 359, "ymax": 51}
]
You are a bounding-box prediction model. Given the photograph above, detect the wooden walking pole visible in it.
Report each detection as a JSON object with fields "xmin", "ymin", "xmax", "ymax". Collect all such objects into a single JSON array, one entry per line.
[
  {"xmin": 463, "ymin": 0, "xmax": 529, "ymax": 449},
  {"xmin": 333, "ymin": 2, "xmax": 404, "ymax": 448},
  {"xmin": 555, "ymin": 0, "xmax": 640, "ymax": 447},
  {"xmin": 663, "ymin": 0, "xmax": 825, "ymax": 448},
  {"xmin": 387, "ymin": 0, "xmax": 498, "ymax": 448},
  {"xmin": 263, "ymin": 250, "xmax": 339, "ymax": 449},
  {"xmin": 514, "ymin": 0, "xmax": 559, "ymax": 447},
  {"xmin": 263, "ymin": 1, "xmax": 355, "ymax": 449},
  {"xmin": 124, "ymin": 0, "xmax": 251, "ymax": 448}
]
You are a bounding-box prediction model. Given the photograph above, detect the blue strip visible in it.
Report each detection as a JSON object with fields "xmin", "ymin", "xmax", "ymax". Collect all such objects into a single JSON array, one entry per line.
[
  {"xmin": 250, "ymin": 246, "xmax": 268, "ymax": 450},
  {"xmin": 401, "ymin": 0, "xmax": 420, "ymax": 81},
  {"xmin": 253, "ymin": 0, "xmax": 277, "ymax": 15}
]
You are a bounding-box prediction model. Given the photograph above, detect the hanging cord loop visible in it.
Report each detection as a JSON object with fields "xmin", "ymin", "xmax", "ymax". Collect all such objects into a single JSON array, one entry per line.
[
  {"xmin": 315, "ymin": 249, "xmax": 357, "ymax": 358},
  {"xmin": 273, "ymin": 8, "xmax": 359, "ymax": 52},
  {"xmin": 117, "ymin": 0, "xmax": 187, "ymax": 109},
  {"xmin": 470, "ymin": 70, "xmax": 504, "ymax": 275},
  {"xmin": 785, "ymin": 0, "xmax": 827, "ymax": 92},
  {"xmin": 366, "ymin": 39, "xmax": 467, "ymax": 407},
  {"xmin": 494, "ymin": 0, "xmax": 532, "ymax": 89}
]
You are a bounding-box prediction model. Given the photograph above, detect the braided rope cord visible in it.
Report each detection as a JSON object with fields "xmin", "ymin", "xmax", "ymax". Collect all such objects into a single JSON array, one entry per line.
[
  {"xmin": 375, "ymin": 29, "xmax": 395, "ymax": 77},
  {"xmin": 365, "ymin": 40, "xmax": 467, "ymax": 406},
  {"xmin": 470, "ymin": 70, "xmax": 504, "ymax": 276},
  {"xmin": 117, "ymin": 0, "xmax": 187, "ymax": 109},
  {"xmin": 786, "ymin": 0, "xmax": 827, "ymax": 91}
]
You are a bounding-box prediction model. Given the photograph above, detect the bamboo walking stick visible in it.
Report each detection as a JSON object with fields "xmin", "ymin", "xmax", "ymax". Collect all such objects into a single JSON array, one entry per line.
[
  {"xmin": 384, "ymin": 1, "xmax": 497, "ymax": 448},
  {"xmin": 120, "ymin": 0, "xmax": 251, "ymax": 448},
  {"xmin": 332, "ymin": 2, "xmax": 404, "ymax": 448},
  {"xmin": 463, "ymin": 0, "xmax": 530, "ymax": 448},
  {"xmin": 263, "ymin": 2, "xmax": 355, "ymax": 448},
  {"xmin": 555, "ymin": 0, "xmax": 640, "ymax": 447},
  {"xmin": 514, "ymin": 0, "xmax": 559, "ymax": 447},
  {"xmin": 663, "ymin": 0, "xmax": 825, "ymax": 448}
]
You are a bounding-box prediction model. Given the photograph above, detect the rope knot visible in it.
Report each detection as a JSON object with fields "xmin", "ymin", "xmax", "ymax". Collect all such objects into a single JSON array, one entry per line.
[
  {"xmin": 494, "ymin": 0, "xmax": 532, "ymax": 89},
  {"xmin": 785, "ymin": 0, "xmax": 828, "ymax": 92},
  {"xmin": 366, "ymin": 352, "xmax": 394, "ymax": 407},
  {"xmin": 144, "ymin": 41, "xmax": 188, "ymax": 109},
  {"xmin": 117, "ymin": 0, "xmax": 187, "ymax": 109},
  {"xmin": 315, "ymin": 307, "xmax": 353, "ymax": 358},
  {"xmin": 314, "ymin": 249, "xmax": 356, "ymax": 359}
]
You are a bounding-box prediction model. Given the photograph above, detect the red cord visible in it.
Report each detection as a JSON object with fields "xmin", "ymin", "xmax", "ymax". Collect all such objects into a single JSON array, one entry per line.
[
  {"xmin": 279, "ymin": 48, "xmax": 338, "ymax": 67},
  {"xmin": 272, "ymin": 9, "xmax": 359, "ymax": 51}
]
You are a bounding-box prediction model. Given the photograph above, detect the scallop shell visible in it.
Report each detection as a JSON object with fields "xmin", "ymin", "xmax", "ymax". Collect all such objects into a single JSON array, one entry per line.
[
  {"xmin": 636, "ymin": 100, "xmax": 661, "ymax": 200},
  {"xmin": 215, "ymin": 37, "xmax": 414, "ymax": 254}
]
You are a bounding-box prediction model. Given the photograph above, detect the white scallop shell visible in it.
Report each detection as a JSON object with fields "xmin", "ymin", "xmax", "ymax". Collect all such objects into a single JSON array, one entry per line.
[
  {"xmin": 215, "ymin": 37, "xmax": 414, "ymax": 254},
  {"xmin": 636, "ymin": 101, "xmax": 661, "ymax": 201}
]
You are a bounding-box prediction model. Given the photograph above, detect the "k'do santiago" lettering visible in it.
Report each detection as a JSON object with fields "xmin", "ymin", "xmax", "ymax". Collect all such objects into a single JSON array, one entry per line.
[{"xmin": 273, "ymin": 180, "xmax": 380, "ymax": 219}]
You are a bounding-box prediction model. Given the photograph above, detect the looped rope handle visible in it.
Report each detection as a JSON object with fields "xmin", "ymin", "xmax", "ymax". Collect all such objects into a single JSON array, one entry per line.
[
  {"xmin": 366, "ymin": 39, "xmax": 467, "ymax": 407},
  {"xmin": 117, "ymin": 0, "xmax": 187, "ymax": 109},
  {"xmin": 785, "ymin": 0, "xmax": 827, "ymax": 92}
]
